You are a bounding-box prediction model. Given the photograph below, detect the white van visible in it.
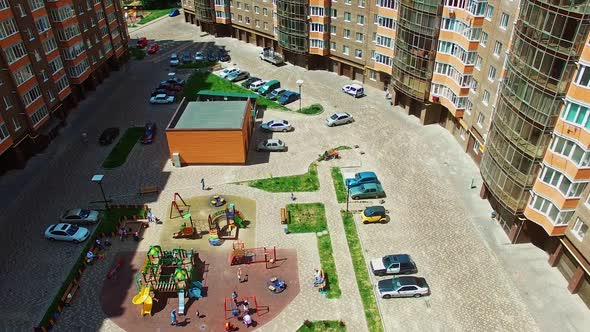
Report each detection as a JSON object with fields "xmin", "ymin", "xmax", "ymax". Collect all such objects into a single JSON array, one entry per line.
[
  {"xmin": 249, "ymin": 80, "xmax": 267, "ymax": 92},
  {"xmin": 342, "ymin": 83, "xmax": 364, "ymax": 98}
]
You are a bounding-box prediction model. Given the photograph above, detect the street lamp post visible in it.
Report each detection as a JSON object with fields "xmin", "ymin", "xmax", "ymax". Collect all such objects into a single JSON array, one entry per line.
[
  {"xmin": 92, "ymin": 174, "xmax": 110, "ymax": 210},
  {"xmin": 346, "ymin": 185, "xmax": 350, "ymax": 213},
  {"xmin": 296, "ymin": 79, "xmax": 304, "ymax": 112}
]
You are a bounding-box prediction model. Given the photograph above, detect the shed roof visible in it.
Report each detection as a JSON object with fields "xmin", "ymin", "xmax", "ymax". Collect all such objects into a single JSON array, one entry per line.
[
  {"xmin": 197, "ymin": 90, "xmax": 259, "ymax": 99},
  {"xmin": 173, "ymin": 100, "xmax": 248, "ymax": 129}
]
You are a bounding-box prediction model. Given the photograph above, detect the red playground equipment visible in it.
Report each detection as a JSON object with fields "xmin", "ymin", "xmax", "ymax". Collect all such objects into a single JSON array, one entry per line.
[
  {"xmin": 224, "ymin": 296, "xmax": 259, "ymax": 319},
  {"xmin": 169, "ymin": 192, "xmax": 189, "ymax": 219},
  {"xmin": 229, "ymin": 241, "xmax": 276, "ymax": 267}
]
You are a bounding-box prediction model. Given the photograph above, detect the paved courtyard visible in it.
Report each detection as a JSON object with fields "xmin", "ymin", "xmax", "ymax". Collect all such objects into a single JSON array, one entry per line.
[{"xmin": 0, "ymin": 14, "xmax": 589, "ymax": 332}]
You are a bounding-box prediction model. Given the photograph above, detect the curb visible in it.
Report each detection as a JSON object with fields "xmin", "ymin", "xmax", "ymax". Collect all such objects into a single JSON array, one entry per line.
[{"xmin": 128, "ymin": 13, "xmax": 171, "ymax": 33}]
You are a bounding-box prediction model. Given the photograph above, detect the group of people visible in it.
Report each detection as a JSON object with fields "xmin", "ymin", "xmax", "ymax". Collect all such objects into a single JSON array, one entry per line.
[
  {"xmin": 313, "ymin": 269, "xmax": 325, "ymax": 286},
  {"xmin": 118, "ymin": 227, "xmax": 140, "ymax": 242},
  {"xmin": 230, "ymin": 291, "xmax": 254, "ymax": 328},
  {"xmin": 86, "ymin": 236, "xmax": 111, "ymax": 264}
]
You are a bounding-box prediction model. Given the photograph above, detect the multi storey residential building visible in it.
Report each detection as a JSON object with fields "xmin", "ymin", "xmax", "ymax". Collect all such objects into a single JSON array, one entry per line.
[
  {"xmin": 184, "ymin": 0, "xmax": 590, "ymax": 307},
  {"xmin": 0, "ymin": 0, "xmax": 128, "ymax": 173}
]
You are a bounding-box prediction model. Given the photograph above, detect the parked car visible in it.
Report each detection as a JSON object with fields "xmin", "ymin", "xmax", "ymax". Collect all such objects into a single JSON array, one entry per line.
[
  {"xmin": 169, "ymin": 53, "xmax": 180, "ymax": 66},
  {"xmin": 371, "ymin": 254, "xmax": 417, "ymax": 276},
  {"xmin": 326, "ymin": 112, "xmax": 354, "ymax": 127},
  {"xmin": 44, "ymin": 223, "xmax": 90, "ymax": 243},
  {"xmin": 278, "ymin": 91, "xmax": 300, "ymax": 105},
  {"xmin": 218, "ymin": 49, "xmax": 230, "ymax": 61},
  {"xmin": 150, "ymin": 94, "xmax": 175, "ymax": 104},
  {"xmin": 161, "ymin": 77, "xmax": 184, "ymax": 86},
  {"xmin": 169, "ymin": 8, "xmax": 180, "ymax": 17},
  {"xmin": 377, "ymin": 276, "xmax": 430, "ymax": 299},
  {"xmin": 249, "ymin": 80, "xmax": 267, "ymax": 92},
  {"xmin": 342, "ymin": 83, "xmax": 365, "ymax": 98},
  {"xmin": 147, "ymin": 43, "xmax": 159, "ymax": 54},
  {"xmin": 258, "ymin": 80, "xmax": 281, "ymax": 96},
  {"xmin": 140, "ymin": 122, "xmax": 157, "ymax": 144},
  {"xmin": 349, "ymin": 183, "xmax": 386, "ymax": 200},
  {"xmin": 268, "ymin": 88, "xmax": 286, "ymax": 100},
  {"xmin": 181, "ymin": 52, "xmax": 192, "ymax": 63},
  {"xmin": 241, "ymin": 77, "xmax": 261, "ymax": 88},
  {"xmin": 346, "ymin": 171, "xmax": 380, "ymax": 188},
  {"xmin": 206, "ymin": 50, "xmax": 218, "ymax": 62},
  {"xmin": 227, "ymin": 71, "xmax": 250, "ymax": 82},
  {"xmin": 158, "ymin": 83, "xmax": 183, "ymax": 91},
  {"xmin": 256, "ymin": 139, "xmax": 287, "ymax": 152},
  {"xmin": 194, "ymin": 51, "xmax": 205, "ymax": 62},
  {"xmin": 261, "ymin": 120, "xmax": 292, "ymax": 132},
  {"xmin": 99, "ymin": 127, "xmax": 120, "ymax": 145},
  {"xmin": 361, "ymin": 206, "xmax": 389, "ymax": 224},
  {"xmin": 136, "ymin": 37, "xmax": 148, "ymax": 48},
  {"xmin": 220, "ymin": 67, "xmax": 240, "ymax": 79},
  {"xmin": 152, "ymin": 88, "xmax": 176, "ymax": 97},
  {"xmin": 60, "ymin": 209, "xmax": 100, "ymax": 225}
]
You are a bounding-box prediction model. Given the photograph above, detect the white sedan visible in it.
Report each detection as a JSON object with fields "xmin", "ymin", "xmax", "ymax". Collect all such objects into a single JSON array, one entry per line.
[
  {"xmin": 44, "ymin": 223, "xmax": 90, "ymax": 243},
  {"xmin": 150, "ymin": 94, "xmax": 175, "ymax": 104},
  {"xmin": 260, "ymin": 120, "xmax": 292, "ymax": 132},
  {"xmin": 60, "ymin": 209, "xmax": 100, "ymax": 225}
]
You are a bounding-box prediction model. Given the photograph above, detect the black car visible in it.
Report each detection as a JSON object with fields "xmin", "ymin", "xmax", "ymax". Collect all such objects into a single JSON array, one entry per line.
[
  {"xmin": 241, "ymin": 77, "xmax": 260, "ymax": 88},
  {"xmin": 181, "ymin": 52, "xmax": 192, "ymax": 64},
  {"xmin": 218, "ymin": 49, "xmax": 230, "ymax": 62},
  {"xmin": 206, "ymin": 50, "xmax": 218, "ymax": 62},
  {"xmin": 99, "ymin": 127, "xmax": 120, "ymax": 145},
  {"xmin": 140, "ymin": 122, "xmax": 157, "ymax": 144}
]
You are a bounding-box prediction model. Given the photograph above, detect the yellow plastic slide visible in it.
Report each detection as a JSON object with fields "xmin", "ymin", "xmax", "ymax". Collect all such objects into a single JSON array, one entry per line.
[{"xmin": 132, "ymin": 286, "xmax": 152, "ymax": 316}]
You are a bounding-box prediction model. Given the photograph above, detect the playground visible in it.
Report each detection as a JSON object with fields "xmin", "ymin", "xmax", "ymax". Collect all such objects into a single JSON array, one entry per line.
[
  {"xmin": 100, "ymin": 248, "xmax": 299, "ymax": 331},
  {"xmin": 159, "ymin": 194, "xmax": 257, "ymax": 250}
]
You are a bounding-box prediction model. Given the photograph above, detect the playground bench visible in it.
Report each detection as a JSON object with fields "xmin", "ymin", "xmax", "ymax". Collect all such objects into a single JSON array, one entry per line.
[
  {"xmin": 61, "ymin": 279, "xmax": 80, "ymax": 307},
  {"xmin": 139, "ymin": 186, "xmax": 159, "ymax": 195},
  {"xmin": 280, "ymin": 208, "xmax": 287, "ymax": 224}
]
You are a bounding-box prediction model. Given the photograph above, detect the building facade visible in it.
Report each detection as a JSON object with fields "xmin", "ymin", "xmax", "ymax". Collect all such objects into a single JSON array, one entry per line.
[{"xmin": 0, "ymin": 0, "xmax": 129, "ymax": 173}]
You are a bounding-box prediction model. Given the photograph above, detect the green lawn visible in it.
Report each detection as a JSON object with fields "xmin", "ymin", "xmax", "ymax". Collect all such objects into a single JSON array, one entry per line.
[
  {"xmin": 102, "ymin": 127, "xmax": 143, "ymax": 169},
  {"xmin": 341, "ymin": 211, "xmax": 384, "ymax": 332},
  {"xmin": 318, "ymin": 235, "xmax": 342, "ymax": 298},
  {"xmin": 286, "ymin": 203, "xmax": 327, "ymax": 233},
  {"xmin": 181, "ymin": 72, "xmax": 286, "ymax": 109},
  {"xmin": 138, "ymin": 9, "xmax": 173, "ymax": 24},
  {"xmin": 299, "ymin": 104, "xmax": 324, "ymax": 115},
  {"xmin": 331, "ymin": 168, "xmax": 347, "ymax": 203},
  {"xmin": 297, "ymin": 320, "xmax": 346, "ymax": 332},
  {"xmin": 248, "ymin": 163, "xmax": 319, "ymax": 192}
]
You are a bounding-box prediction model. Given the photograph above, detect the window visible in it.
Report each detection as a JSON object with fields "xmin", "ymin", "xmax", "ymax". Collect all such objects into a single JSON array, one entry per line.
[
  {"xmin": 358, "ymin": 0, "xmax": 365, "ymax": 7},
  {"xmin": 106, "ymin": 12, "xmax": 116, "ymax": 23},
  {"xmin": 437, "ymin": 41, "xmax": 477, "ymax": 64},
  {"xmin": 237, "ymin": 15, "xmax": 242, "ymax": 22},
  {"xmin": 482, "ymin": 90, "xmax": 490, "ymax": 105},
  {"xmin": 488, "ymin": 66, "xmax": 496, "ymax": 81},
  {"xmin": 375, "ymin": 53, "xmax": 392, "ymax": 66},
  {"xmin": 480, "ymin": 32, "xmax": 488, "ymax": 47},
  {"xmin": 355, "ymin": 32, "xmax": 364, "ymax": 42},
  {"xmin": 470, "ymin": 78, "xmax": 478, "ymax": 92},
  {"xmin": 263, "ymin": 22, "xmax": 268, "ymax": 30},
  {"xmin": 245, "ymin": 16, "xmax": 250, "ymax": 24},
  {"xmin": 369, "ymin": 70, "xmax": 376, "ymax": 80},
  {"xmin": 485, "ymin": 5, "xmax": 494, "ymax": 20},
  {"xmin": 13, "ymin": 63, "xmax": 34, "ymax": 86},
  {"xmin": 343, "ymin": 29, "xmax": 350, "ymax": 39},
  {"xmin": 67, "ymin": 58, "xmax": 90, "ymax": 78},
  {"xmin": 378, "ymin": 0, "xmax": 397, "ymax": 9},
  {"xmin": 28, "ymin": 0, "xmax": 45, "ymax": 11},
  {"xmin": 562, "ymin": 102, "xmax": 590, "ymax": 130},
  {"xmin": 0, "ymin": 122, "xmax": 9, "ymax": 143},
  {"xmin": 263, "ymin": 8, "xmax": 268, "ymax": 16},
  {"xmin": 355, "ymin": 49, "xmax": 362, "ymax": 58},
  {"xmin": 493, "ymin": 41, "xmax": 502, "ymax": 56},
  {"xmin": 254, "ymin": 5, "xmax": 259, "ymax": 13},
  {"xmin": 26, "ymin": 28, "xmax": 34, "ymax": 40},
  {"xmin": 311, "ymin": 23, "xmax": 324, "ymax": 32},
  {"xmin": 331, "ymin": 25, "xmax": 336, "ymax": 35},
  {"xmin": 344, "ymin": 0, "xmax": 351, "ymax": 4},
  {"xmin": 344, "ymin": 12, "xmax": 351, "ymax": 21},
  {"xmin": 0, "ymin": 18, "xmax": 18, "ymax": 39},
  {"xmin": 244, "ymin": 3, "xmax": 249, "ymax": 11},
  {"xmin": 330, "ymin": 41, "xmax": 336, "ymax": 50},
  {"xmin": 459, "ymin": 126, "xmax": 466, "ymax": 140},
  {"xmin": 97, "ymin": 9, "xmax": 105, "ymax": 21},
  {"xmin": 342, "ymin": 45, "xmax": 349, "ymax": 55},
  {"xmin": 357, "ymin": 15, "xmax": 365, "ymax": 25},
  {"xmin": 310, "ymin": 39, "xmax": 324, "ymax": 49},
  {"xmin": 47, "ymin": 89, "xmax": 55, "ymax": 101},
  {"xmin": 572, "ymin": 218, "xmax": 588, "ymax": 241},
  {"xmin": 50, "ymin": 6, "xmax": 74, "ymax": 22},
  {"xmin": 236, "ymin": 1, "xmax": 241, "ymax": 8},
  {"xmin": 30, "ymin": 104, "xmax": 49, "ymax": 126},
  {"xmin": 499, "ymin": 13, "xmax": 509, "ymax": 29},
  {"xmin": 378, "ymin": 16, "xmax": 395, "ymax": 30},
  {"xmin": 48, "ymin": 57, "xmax": 63, "ymax": 74},
  {"xmin": 376, "ymin": 35, "xmax": 393, "ymax": 48},
  {"xmin": 56, "ymin": 24, "xmax": 80, "ymax": 41},
  {"xmin": 550, "ymin": 134, "xmax": 590, "ymax": 167},
  {"xmin": 331, "ymin": 8, "xmax": 337, "ymax": 18},
  {"xmin": 3, "ymin": 96, "xmax": 12, "ymax": 109},
  {"xmin": 476, "ymin": 112, "xmax": 485, "ymax": 127},
  {"xmin": 15, "ymin": 4, "xmax": 26, "ymax": 17},
  {"xmin": 22, "ymin": 84, "xmax": 43, "ymax": 106},
  {"xmin": 3, "ymin": 41, "xmax": 27, "ymax": 64},
  {"xmin": 0, "ymin": 0, "xmax": 9, "ymax": 10},
  {"xmin": 62, "ymin": 41, "xmax": 86, "ymax": 60},
  {"xmin": 540, "ymin": 166, "xmax": 588, "ymax": 197},
  {"xmin": 55, "ymin": 75, "xmax": 69, "ymax": 92},
  {"xmin": 473, "ymin": 140, "xmax": 480, "ymax": 154},
  {"xmin": 310, "ymin": 6, "xmax": 325, "ymax": 16},
  {"xmin": 12, "ymin": 117, "xmax": 20, "ymax": 131},
  {"xmin": 575, "ymin": 64, "xmax": 590, "ymax": 88},
  {"xmin": 475, "ymin": 55, "xmax": 482, "ymax": 70},
  {"xmin": 255, "ymin": 19, "xmax": 260, "ymax": 27},
  {"xmin": 215, "ymin": 11, "xmax": 224, "ymax": 18}
]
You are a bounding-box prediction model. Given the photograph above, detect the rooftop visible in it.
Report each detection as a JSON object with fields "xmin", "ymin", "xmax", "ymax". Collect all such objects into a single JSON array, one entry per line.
[{"xmin": 171, "ymin": 100, "xmax": 248, "ymax": 130}]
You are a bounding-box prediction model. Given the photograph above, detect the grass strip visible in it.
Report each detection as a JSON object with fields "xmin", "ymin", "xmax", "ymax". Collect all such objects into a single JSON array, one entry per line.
[
  {"xmin": 330, "ymin": 168, "xmax": 347, "ymax": 203},
  {"xmin": 248, "ymin": 163, "xmax": 319, "ymax": 192},
  {"xmin": 297, "ymin": 320, "xmax": 346, "ymax": 331},
  {"xmin": 299, "ymin": 103, "xmax": 324, "ymax": 115},
  {"xmin": 138, "ymin": 9, "xmax": 172, "ymax": 24},
  {"xmin": 341, "ymin": 211, "xmax": 384, "ymax": 332},
  {"xmin": 102, "ymin": 127, "xmax": 143, "ymax": 169},
  {"xmin": 318, "ymin": 235, "xmax": 342, "ymax": 298}
]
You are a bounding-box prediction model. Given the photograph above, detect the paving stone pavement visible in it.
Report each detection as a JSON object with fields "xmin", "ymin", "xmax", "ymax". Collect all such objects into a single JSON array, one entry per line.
[{"xmin": 1, "ymin": 14, "xmax": 590, "ymax": 332}]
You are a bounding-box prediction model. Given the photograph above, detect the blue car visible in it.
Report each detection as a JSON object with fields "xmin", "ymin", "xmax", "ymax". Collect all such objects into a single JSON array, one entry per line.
[
  {"xmin": 346, "ymin": 171, "xmax": 379, "ymax": 188},
  {"xmin": 169, "ymin": 9, "xmax": 180, "ymax": 17},
  {"xmin": 278, "ymin": 91, "xmax": 300, "ymax": 105}
]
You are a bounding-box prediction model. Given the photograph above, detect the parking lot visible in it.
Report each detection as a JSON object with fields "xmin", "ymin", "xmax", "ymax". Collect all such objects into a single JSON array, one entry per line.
[{"xmin": 1, "ymin": 14, "xmax": 590, "ymax": 332}]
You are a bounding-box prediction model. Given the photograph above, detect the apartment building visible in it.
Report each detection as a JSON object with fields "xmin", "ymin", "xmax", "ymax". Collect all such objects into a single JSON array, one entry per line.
[{"xmin": 0, "ymin": 0, "xmax": 129, "ymax": 173}]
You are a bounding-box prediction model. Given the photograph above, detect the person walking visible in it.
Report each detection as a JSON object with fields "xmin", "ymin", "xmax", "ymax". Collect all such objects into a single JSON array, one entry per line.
[
  {"xmin": 201, "ymin": 178, "xmax": 206, "ymax": 190},
  {"xmin": 237, "ymin": 268, "xmax": 242, "ymax": 283},
  {"xmin": 170, "ymin": 309, "xmax": 177, "ymax": 326}
]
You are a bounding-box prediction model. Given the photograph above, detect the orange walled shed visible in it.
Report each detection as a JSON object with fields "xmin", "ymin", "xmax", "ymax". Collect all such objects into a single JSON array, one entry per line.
[{"xmin": 166, "ymin": 99, "xmax": 254, "ymax": 165}]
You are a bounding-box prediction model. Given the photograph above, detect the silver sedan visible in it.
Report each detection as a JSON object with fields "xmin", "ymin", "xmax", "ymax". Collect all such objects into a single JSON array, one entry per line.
[{"xmin": 260, "ymin": 120, "xmax": 292, "ymax": 132}]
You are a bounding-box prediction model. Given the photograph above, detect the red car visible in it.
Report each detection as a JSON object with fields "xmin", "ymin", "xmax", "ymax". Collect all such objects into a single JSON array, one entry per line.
[
  {"xmin": 147, "ymin": 43, "xmax": 159, "ymax": 54},
  {"xmin": 136, "ymin": 37, "xmax": 148, "ymax": 48}
]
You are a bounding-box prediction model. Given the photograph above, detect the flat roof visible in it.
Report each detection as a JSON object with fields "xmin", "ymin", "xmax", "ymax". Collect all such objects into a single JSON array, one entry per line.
[
  {"xmin": 173, "ymin": 100, "xmax": 248, "ymax": 129},
  {"xmin": 197, "ymin": 90, "xmax": 259, "ymax": 99}
]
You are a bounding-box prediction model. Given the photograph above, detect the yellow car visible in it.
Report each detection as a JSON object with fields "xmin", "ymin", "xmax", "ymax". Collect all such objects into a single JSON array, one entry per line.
[{"xmin": 361, "ymin": 206, "xmax": 389, "ymax": 224}]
